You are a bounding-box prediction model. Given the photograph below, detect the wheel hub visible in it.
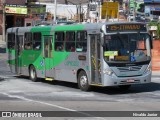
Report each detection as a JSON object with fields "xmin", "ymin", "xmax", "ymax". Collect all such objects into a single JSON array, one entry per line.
[
  {"xmin": 80, "ymin": 75, "xmax": 87, "ymax": 87},
  {"xmin": 31, "ymin": 69, "xmax": 35, "ymax": 79}
]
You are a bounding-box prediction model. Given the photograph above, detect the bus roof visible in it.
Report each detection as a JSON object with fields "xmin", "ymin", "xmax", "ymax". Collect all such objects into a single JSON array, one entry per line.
[{"xmin": 6, "ymin": 22, "xmax": 146, "ymax": 33}]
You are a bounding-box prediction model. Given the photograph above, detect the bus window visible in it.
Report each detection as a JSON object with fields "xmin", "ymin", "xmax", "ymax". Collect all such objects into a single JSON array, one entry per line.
[
  {"xmin": 33, "ymin": 32, "xmax": 41, "ymax": 50},
  {"xmin": 44, "ymin": 36, "xmax": 53, "ymax": 58},
  {"xmin": 55, "ymin": 32, "xmax": 64, "ymax": 51},
  {"xmin": 44, "ymin": 43, "xmax": 49, "ymax": 57},
  {"xmin": 76, "ymin": 31, "xmax": 87, "ymax": 52},
  {"xmin": 7, "ymin": 33, "xmax": 15, "ymax": 49},
  {"xmin": 24, "ymin": 32, "xmax": 32, "ymax": 50},
  {"xmin": 65, "ymin": 31, "xmax": 75, "ymax": 52}
]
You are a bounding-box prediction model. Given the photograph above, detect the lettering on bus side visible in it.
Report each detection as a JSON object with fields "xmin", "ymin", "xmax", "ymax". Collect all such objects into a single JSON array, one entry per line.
[
  {"xmin": 28, "ymin": 54, "xmax": 35, "ymax": 60},
  {"xmin": 110, "ymin": 25, "xmax": 140, "ymax": 31},
  {"xmin": 107, "ymin": 24, "xmax": 146, "ymax": 32},
  {"xmin": 64, "ymin": 61, "xmax": 79, "ymax": 67}
]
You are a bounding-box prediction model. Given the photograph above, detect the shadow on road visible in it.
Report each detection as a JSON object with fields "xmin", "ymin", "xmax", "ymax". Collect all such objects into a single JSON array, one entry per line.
[
  {"xmin": 42, "ymin": 79, "xmax": 79, "ymax": 90},
  {"xmin": 90, "ymin": 82, "xmax": 160, "ymax": 95},
  {"xmin": 16, "ymin": 76, "xmax": 79, "ymax": 89},
  {"xmin": 45, "ymin": 81, "xmax": 160, "ymax": 95},
  {"xmin": 15, "ymin": 76, "xmax": 160, "ymax": 95}
]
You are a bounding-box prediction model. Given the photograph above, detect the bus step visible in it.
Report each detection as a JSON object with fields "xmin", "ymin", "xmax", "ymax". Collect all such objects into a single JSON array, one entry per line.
[
  {"xmin": 45, "ymin": 78, "xmax": 54, "ymax": 81},
  {"xmin": 90, "ymin": 84, "xmax": 103, "ymax": 87}
]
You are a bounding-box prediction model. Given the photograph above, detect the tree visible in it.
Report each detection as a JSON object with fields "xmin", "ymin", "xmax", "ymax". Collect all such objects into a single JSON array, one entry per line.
[
  {"xmin": 137, "ymin": 3, "xmax": 144, "ymax": 13},
  {"xmin": 148, "ymin": 21, "xmax": 160, "ymax": 39}
]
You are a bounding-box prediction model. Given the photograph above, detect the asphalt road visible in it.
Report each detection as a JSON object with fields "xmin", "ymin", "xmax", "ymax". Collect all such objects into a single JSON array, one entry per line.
[{"xmin": 0, "ymin": 51, "xmax": 160, "ymax": 120}]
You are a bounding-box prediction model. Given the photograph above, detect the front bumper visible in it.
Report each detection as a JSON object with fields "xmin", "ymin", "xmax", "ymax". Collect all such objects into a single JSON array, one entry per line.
[{"xmin": 102, "ymin": 71, "xmax": 151, "ymax": 86}]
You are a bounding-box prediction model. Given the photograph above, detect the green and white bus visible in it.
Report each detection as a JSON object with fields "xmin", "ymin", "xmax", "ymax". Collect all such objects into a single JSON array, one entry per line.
[{"xmin": 6, "ymin": 22, "xmax": 152, "ymax": 91}]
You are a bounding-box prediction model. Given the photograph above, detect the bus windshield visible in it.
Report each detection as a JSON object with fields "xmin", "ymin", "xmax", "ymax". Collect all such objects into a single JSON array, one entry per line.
[{"xmin": 103, "ymin": 33, "xmax": 151, "ymax": 64}]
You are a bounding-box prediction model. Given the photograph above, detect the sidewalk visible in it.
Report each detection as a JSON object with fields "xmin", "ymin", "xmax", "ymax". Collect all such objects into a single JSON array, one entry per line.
[{"xmin": 0, "ymin": 35, "xmax": 6, "ymax": 48}]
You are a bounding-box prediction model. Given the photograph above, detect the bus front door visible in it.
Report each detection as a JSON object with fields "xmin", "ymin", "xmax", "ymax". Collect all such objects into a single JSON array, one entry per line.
[
  {"xmin": 15, "ymin": 35, "xmax": 23, "ymax": 74},
  {"xmin": 90, "ymin": 34, "xmax": 101, "ymax": 84},
  {"xmin": 43, "ymin": 36, "xmax": 55, "ymax": 78}
]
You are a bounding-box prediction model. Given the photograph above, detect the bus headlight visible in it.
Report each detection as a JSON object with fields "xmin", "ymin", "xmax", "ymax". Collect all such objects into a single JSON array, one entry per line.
[
  {"xmin": 144, "ymin": 64, "xmax": 152, "ymax": 74},
  {"xmin": 103, "ymin": 69, "xmax": 114, "ymax": 76}
]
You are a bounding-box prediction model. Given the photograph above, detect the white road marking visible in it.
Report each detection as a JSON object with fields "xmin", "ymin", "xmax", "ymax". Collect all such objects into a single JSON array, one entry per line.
[{"xmin": 1, "ymin": 92, "xmax": 106, "ymax": 120}]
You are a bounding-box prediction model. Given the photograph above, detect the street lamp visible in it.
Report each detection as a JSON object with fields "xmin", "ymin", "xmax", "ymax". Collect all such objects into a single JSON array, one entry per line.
[
  {"xmin": 2, "ymin": 0, "xmax": 5, "ymax": 41},
  {"xmin": 79, "ymin": 1, "xmax": 81, "ymax": 22},
  {"xmin": 54, "ymin": 0, "xmax": 57, "ymax": 22}
]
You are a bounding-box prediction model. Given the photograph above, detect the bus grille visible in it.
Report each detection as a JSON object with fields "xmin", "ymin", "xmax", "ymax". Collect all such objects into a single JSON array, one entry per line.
[
  {"xmin": 120, "ymin": 79, "xmax": 140, "ymax": 84},
  {"xmin": 117, "ymin": 66, "xmax": 142, "ymax": 72}
]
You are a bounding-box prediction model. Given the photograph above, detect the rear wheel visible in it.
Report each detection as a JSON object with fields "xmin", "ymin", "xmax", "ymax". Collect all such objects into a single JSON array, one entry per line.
[
  {"xmin": 29, "ymin": 65, "xmax": 38, "ymax": 82},
  {"xmin": 119, "ymin": 85, "xmax": 131, "ymax": 90},
  {"xmin": 78, "ymin": 71, "xmax": 91, "ymax": 91}
]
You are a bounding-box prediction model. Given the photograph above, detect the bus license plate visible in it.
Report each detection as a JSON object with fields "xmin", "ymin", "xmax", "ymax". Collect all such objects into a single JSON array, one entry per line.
[{"xmin": 127, "ymin": 79, "xmax": 135, "ymax": 83}]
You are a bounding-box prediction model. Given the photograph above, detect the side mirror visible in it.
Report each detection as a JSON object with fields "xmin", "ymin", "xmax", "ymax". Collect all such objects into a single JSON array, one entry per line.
[
  {"xmin": 100, "ymin": 33, "xmax": 104, "ymax": 46},
  {"xmin": 101, "ymin": 36, "xmax": 104, "ymax": 46}
]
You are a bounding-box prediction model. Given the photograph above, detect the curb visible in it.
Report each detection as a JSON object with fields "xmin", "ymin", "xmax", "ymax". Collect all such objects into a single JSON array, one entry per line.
[
  {"xmin": 0, "ymin": 41, "xmax": 6, "ymax": 49},
  {"xmin": 152, "ymin": 71, "xmax": 160, "ymax": 77}
]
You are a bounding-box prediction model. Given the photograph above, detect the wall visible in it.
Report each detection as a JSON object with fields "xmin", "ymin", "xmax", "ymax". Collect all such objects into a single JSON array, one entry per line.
[
  {"xmin": 5, "ymin": 0, "xmax": 26, "ymax": 4},
  {"xmin": 0, "ymin": 0, "xmax": 3, "ymax": 35},
  {"xmin": 152, "ymin": 40, "xmax": 160, "ymax": 71}
]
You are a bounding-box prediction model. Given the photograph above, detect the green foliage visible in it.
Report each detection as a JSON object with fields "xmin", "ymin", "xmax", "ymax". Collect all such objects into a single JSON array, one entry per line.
[
  {"xmin": 137, "ymin": 3, "xmax": 144, "ymax": 12},
  {"xmin": 148, "ymin": 21, "xmax": 160, "ymax": 39},
  {"xmin": 148, "ymin": 21, "xmax": 158, "ymax": 26},
  {"xmin": 157, "ymin": 23, "xmax": 160, "ymax": 39}
]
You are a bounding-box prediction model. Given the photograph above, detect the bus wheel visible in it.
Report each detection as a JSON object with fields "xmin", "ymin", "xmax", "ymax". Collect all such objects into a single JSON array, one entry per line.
[
  {"xmin": 119, "ymin": 85, "xmax": 131, "ymax": 90},
  {"xmin": 78, "ymin": 71, "xmax": 91, "ymax": 91},
  {"xmin": 29, "ymin": 65, "xmax": 38, "ymax": 82}
]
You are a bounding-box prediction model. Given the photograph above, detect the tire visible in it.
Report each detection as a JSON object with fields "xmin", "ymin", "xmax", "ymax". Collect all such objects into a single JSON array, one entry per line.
[
  {"xmin": 29, "ymin": 65, "xmax": 38, "ymax": 82},
  {"xmin": 78, "ymin": 71, "xmax": 91, "ymax": 91},
  {"xmin": 119, "ymin": 85, "xmax": 131, "ymax": 90}
]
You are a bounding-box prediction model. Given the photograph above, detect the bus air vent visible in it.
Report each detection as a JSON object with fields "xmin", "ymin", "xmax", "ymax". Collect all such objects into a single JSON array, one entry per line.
[{"xmin": 117, "ymin": 65, "xmax": 142, "ymax": 72}]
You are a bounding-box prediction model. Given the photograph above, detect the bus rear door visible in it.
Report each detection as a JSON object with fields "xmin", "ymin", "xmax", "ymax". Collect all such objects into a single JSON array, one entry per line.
[
  {"xmin": 90, "ymin": 34, "xmax": 102, "ymax": 85},
  {"xmin": 15, "ymin": 29, "xmax": 23, "ymax": 74},
  {"xmin": 43, "ymin": 36, "xmax": 55, "ymax": 78}
]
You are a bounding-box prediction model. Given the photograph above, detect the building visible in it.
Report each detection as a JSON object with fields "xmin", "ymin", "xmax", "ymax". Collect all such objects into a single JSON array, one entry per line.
[
  {"xmin": 0, "ymin": 0, "xmax": 27, "ymax": 35},
  {"xmin": 144, "ymin": 0, "xmax": 160, "ymax": 19},
  {"xmin": 0, "ymin": 0, "xmax": 47, "ymax": 35},
  {"xmin": 0, "ymin": 0, "xmax": 3, "ymax": 35}
]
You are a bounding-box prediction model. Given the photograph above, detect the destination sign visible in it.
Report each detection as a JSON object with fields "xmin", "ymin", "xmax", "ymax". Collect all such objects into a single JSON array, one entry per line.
[{"xmin": 106, "ymin": 24, "xmax": 147, "ymax": 33}]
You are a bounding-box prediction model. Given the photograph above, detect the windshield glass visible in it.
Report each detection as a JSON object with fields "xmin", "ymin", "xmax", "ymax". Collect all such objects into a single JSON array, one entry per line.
[{"xmin": 103, "ymin": 33, "xmax": 151, "ymax": 63}]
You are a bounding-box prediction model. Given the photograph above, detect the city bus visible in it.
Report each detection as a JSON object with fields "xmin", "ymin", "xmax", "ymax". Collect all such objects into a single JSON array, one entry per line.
[{"xmin": 6, "ymin": 22, "xmax": 153, "ymax": 91}]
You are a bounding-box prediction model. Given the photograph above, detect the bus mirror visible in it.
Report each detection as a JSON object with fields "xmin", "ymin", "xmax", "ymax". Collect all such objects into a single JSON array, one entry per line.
[
  {"xmin": 101, "ymin": 37, "xmax": 104, "ymax": 46},
  {"xmin": 101, "ymin": 38, "xmax": 104, "ymax": 46}
]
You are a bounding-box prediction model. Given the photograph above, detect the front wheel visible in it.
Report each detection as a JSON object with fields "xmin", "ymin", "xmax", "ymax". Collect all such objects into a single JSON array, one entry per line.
[
  {"xmin": 78, "ymin": 71, "xmax": 91, "ymax": 91},
  {"xmin": 29, "ymin": 65, "xmax": 38, "ymax": 82}
]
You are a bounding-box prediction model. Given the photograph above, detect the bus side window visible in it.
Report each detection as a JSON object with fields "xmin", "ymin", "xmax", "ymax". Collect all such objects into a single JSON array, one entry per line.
[
  {"xmin": 44, "ymin": 37, "xmax": 53, "ymax": 58},
  {"xmin": 24, "ymin": 32, "xmax": 32, "ymax": 50},
  {"xmin": 25, "ymin": 43, "xmax": 32, "ymax": 50},
  {"xmin": 65, "ymin": 31, "xmax": 75, "ymax": 52},
  {"xmin": 44, "ymin": 43, "xmax": 49, "ymax": 57},
  {"xmin": 33, "ymin": 32, "xmax": 41, "ymax": 50},
  {"xmin": 55, "ymin": 32, "xmax": 64, "ymax": 52},
  {"xmin": 76, "ymin": 31, "xmax": 87, "ymax": 52},
  {"xmin": 7, "ymin": 33, "xmax": 15, "ymax": 49}
]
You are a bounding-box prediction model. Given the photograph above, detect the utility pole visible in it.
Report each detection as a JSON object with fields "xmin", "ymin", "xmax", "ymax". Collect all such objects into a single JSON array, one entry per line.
[
  {"xmin": 76, "ymin": 5, "xmax": 78, "ymax": 22},
  {"xmin": 79, "ymin": 2, "xmax": 81, "ymax": 22},
  {"xmin": 54, "ymin": 0, "xmax": 57, "ymax": 22},
  {"xmin": 86, "ymin": 2, "xmax": 90, "ymax": 20},
  {"xmin": 2, "ymin": 0, "xmax": 5, "ymax": 41}
]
